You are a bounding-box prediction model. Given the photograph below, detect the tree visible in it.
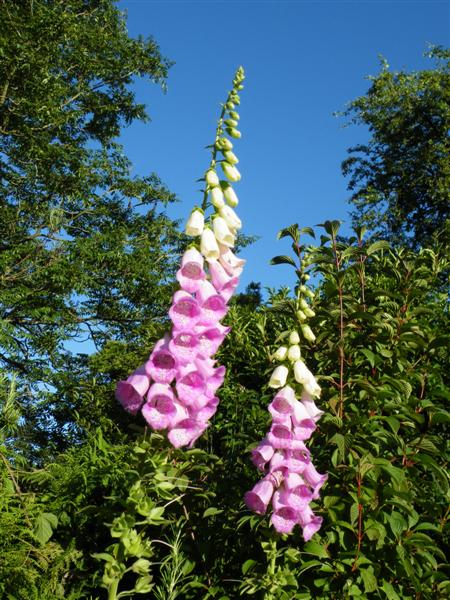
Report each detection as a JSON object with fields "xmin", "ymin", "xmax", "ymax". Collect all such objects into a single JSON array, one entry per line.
[
  {"xmin": 0, "ymin": 0, "xmax": 183, "ymax": 456},
  {"xmin": 342, "ymin": 46, "xmax": 450, "ymax": 248}
]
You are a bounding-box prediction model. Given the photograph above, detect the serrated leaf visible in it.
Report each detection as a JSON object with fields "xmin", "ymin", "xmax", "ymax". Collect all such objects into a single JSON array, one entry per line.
[
  {"xmin": 381, "ymin": 580, "xmax": 401, "ymax": 600},
  {"xmin": 361, "ymin": 568, "xmax": 378, "ymax": 593},
  {"xmin": 389, "ymin": 511, "xmax": 407, "ymax": 538},
  {"xmin": 299, "ymin": 226, "xmax": 316, "ymax": 239},
  {"xmin": 277, "ymin": 224, "xmax": 299, "ymax": 243},
  {"xmin": 303, "ymin": 541, "xmax": 329, "ymax": 558},
  {"xmin": 366, "ymin": 240, "xmax": 390, "ymax": 255},
  {"xmin": 270, "ymin": 254, "xmax": 297, "ymax": 267}
]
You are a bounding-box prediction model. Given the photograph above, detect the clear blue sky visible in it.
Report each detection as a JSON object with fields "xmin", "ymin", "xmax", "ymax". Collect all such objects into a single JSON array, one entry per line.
[{"xmin": 118, "ymin": 0, "xmax": 449, "ymax": 293}]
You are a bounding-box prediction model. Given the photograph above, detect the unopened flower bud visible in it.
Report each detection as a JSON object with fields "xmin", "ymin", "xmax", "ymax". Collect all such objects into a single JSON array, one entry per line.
[
  {"xmin": 288, "ymin": 344, "xmax": 301, "ymax": 361},
  {"xmin": 226, "ymin": 128, "xmax": 241, "ymax": 139},
  {"xmin": 200, "ymin": 227, "xmax": 220, "ymax": 260},
  {"xmin": 273, "ymin": 346, "xmax": 288, "ymax": 361},
  {"xmin": 299, "ymin": 298, "xmax": 309, "ymax": 310},
  {"xmin": 269, "ymin": 365, "xmax": 289, "ymax": 388},
  {"xmin": 213, "ymin": 217, "xmax": 235, "ymax": 247},
  {"xmin": 210, "ymin": 186, "xmax": 225, "ymax": 208},
  {"xmin": 222, "ymin": 162, "xmax": 241, "ymax": 182},
  {"xmin": 206, "ymin": 169, "xmax": 220, "ymax": 187},
  {"xmin": 301, "ymin": 324, "xmax": 316, "ymax": 343},
  {"xmin": 223, "ymin": 150, "xmax": 239, "ymax": 165},
  {"xmin": 219, "ymin": 205, "xmax": 242, "ymax": 230},
  {"xmin": 229, "ymin": 111, "xmax": 240, "ymax": 120},
  {"xmin": 217, "ymin": 138, "xmax": 233, "ymax": 151},
  {"xmin": 225, "ymin": 102, "xmax": 235, "ymax": 110},
  {"xmin": 289, "ymin": 331, "xmax": 300, "ymax": 345},
  {"xmin": 224, "ymin": 118, "xmax": 238, "ymax": 128},
  {"xmin": 303, "ymin": 274, "xmax": 310, "ymax": 281},
  {"xmin": 304, "ymin": 307, "xmax": 315, "ymax": 318},
  {"xmin": 222, "ymin": 184, "xmax": 239, "ymax": 207},
  {"xmin": 185, "ymin": 208, "xmax": 204, "ymax": 236},
  {"xmin": 296, "ymin": 310, "xmax": 307, "ymax": 322}
]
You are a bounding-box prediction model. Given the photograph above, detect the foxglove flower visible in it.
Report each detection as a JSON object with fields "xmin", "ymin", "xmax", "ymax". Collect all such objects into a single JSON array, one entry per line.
[
  {"xmin": 245, "ymin": 325, "xmax": 327, "ymax": 540},
  {"xmin": 185, "ymin": 209, "xmax": 205, "ymax": 236},
  {"xmin": 116, "ymin": 67, "xmax": 246, "ymax": 448}
]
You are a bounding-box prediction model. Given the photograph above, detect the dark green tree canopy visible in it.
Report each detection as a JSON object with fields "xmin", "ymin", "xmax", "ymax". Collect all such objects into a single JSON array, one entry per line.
[
  {"xmin": 0, "ymin": 0, "xmax": 184, "ymax": 452},
  {"xmin": 0, "ymin": 0, "xmax": 181, "ymax": 376},
  {"xmin": 342, "ymin": 46, "xmax": 450, "ymax": 248}
]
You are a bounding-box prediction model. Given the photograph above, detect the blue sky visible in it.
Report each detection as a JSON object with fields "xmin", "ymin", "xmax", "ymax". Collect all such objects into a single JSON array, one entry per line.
[{"xmin": 118, "ymin": 0, "xmax": 449, "ymax": 293}]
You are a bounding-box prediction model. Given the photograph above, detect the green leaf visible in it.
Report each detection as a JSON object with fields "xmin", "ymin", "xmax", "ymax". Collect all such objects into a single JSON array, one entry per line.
[
  {"xmin": 33, "ymin": 512, "xmax": 58, "ymax": 545},
  {"xmin": 360, "ymin": 568, "xmax": 378, "ymax": 593},
  {"xmin": 366, "ymin": 240, "xmax": 390, "ymax": 255},
  {"xmin": 241, "ymin": 559, "xmax": 257, "ymax": 574},
  {"xmin": 277, "ymin": 224, "xmax": 299, "ymax": 243},
  {"xmin": 203, "ymin": 507, "xmax": 223, "ymax": 517},
  {"xmin": 303, "ymin": 541, "xmax": 329, "ymax": 558},
  {"xmin": 270, "ymin": 255, "xmax": 297, "ymax": 267},
  {"xmin": 388, "ymin": 511, "xmax": 407, "ymax": 538},
  {"xmin": 381, "ymin": 580, "xmax": 401, "ymax": 600}
]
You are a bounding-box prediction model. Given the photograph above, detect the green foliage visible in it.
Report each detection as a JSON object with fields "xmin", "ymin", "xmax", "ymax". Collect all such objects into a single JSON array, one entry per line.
[
  {"xmin": 0, "ymin": 0, "xmax": 183, "ymax": 459},
  {"xmin": 342, "ymin": 46, "xmax": 450, "ymax": 248}
]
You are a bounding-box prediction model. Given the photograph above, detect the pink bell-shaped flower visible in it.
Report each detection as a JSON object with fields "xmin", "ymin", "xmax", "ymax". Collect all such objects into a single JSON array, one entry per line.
[
  {"xmin": 251, "ymin": 439, "xmax": 276, "ymax": 472},
  {"xmin": 208, "ymin": 260, "xmax": 240, "ymax": 301},
  {"xmin": 168, "ymin": 418, "xmax": 208, "ymax": 449},
  {"xmin": 115, "ymin": 364, "xmax": 150, "ymax": 415},
  {"xmin": 176, "ymin": 248, "xmax": 206, "ymax": 293},
  {"xmin": 218, "ymin": 244, "xmax": 246, "ymax": 276},
  {"xmin": 169, "ymin": 330, "xmax": 199, "ymax": 365},
  {"xmin": 196, "ymin": 280, "xmax": 228, "ymax": 324},
  {"xmin": 176, "ymin": 365, "xmax": 206, "ymax": 405},
  {"xmin": 169, "ymin": 291, "xmax": 202, "ymax": 329},
  {"xmin": 244, "ymin": 478, "xmax": 275, "ymax": 515},
  {"xmin": 145, "ymin": 338, "xmax": 178, "ymax": 384},
  {"xmin": 142, "ymin": 383, "xmax": 177, "ymax": 430},
  {"xmin": 270, "ymin": 491, "xmax": 299, "ymax": 534},
  {"xmin": 195, "ymin": 323, "xmax": 231, "ymax": 358},
  {"xmin": 268, "ymin": 386, "xmax": 297, "ymax": 421}
]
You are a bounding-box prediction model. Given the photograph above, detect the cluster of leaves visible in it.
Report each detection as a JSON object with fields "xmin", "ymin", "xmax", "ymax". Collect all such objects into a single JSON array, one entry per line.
[
  {"xmin": 341, "ymin": 46, "xmax": 450, "ymax": 248},
  {"xmin": 0, "ymin": 0, "xmax": 184, "ymax": 460},
  {"xmin": 237, "ymin": 222, "xmax": 448, "ymax": 599}
]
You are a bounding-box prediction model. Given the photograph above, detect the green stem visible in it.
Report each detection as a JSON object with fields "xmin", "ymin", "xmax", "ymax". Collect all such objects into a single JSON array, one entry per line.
[
  {"xmin": 200, "ymin": 87, "xmax": 238, "ymax": 213},
  {"xmin": 108, "ymin": 579, "xmax": 120, "ymax": 600}
]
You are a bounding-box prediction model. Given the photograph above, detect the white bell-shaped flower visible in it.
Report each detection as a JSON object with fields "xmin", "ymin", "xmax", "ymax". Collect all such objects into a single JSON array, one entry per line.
[{"xmin": 185, "ymin": 209, "xmax": 204, "ymax": 237}]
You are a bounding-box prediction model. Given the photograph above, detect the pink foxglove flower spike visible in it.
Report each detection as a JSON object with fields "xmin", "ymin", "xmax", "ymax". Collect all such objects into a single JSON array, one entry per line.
[
  {"xmin": 115, "ymin": 67, "xmax": 246, "ymax": 448},
  {"xmin": 245, "ymin": 261, "xmax": 327, "ymax": 540}
]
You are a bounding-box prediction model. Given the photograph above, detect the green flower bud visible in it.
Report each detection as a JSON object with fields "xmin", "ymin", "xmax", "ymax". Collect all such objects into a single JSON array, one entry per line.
[
  {"xmin": 288, "ymin": 344, "xmax": 301, "ymax": 361},
  {"xmin": 229, "ymin": 111, "xmax": 240, "ymax": 120},
  {"xmin": 205, "ymin": 169, "xmax": 220, "ymax": 187},
  {"xmin": 216, "ymin": 137, "xmax": 233, "ymax": 151},
  {"xmin": 210, "ymin": 186, "xmax": 225, "ymax": 208},
  {"xmin": 299, "ymin": 298, "xmax": 309, "ymax": 310},
  {"xmin": 304, "ymin": 307, "xmax": 315, "ymax": 318},
  {"xmin": 303, "ymin": 273, "xmax": 310, "ymax": 281},
  {"xmin": 296, "ymin": 309, "xmax": 307, "ymax": 322},
  {"xmin": 226, "ymin": 127, "xmax": 242, "ymax": 139},
  {"xmin": 289, "ymin": 331, "xmax": 300, "ymax": 344},
  {"xmin": 222, "ymin": 162, "xmax": 241, "ymax": 182},
  {"xmin": 223, "ymin": 150, "xmax": 239, "ymax": 164},
  {"xmin": 132, "ymin": 558, "xmax": 151, "ymax": 575},
  {"xmin": 301, "ymin": 324, "xmax": 316, "ymax": 343},
  {"xmin": 224, "ymin": 118, "xmax": 238, "ymax": 128},
  {"xmin": 273, "ymin": 346, "xmax": 288, "ymax": 361},
  {"xmin": 226, "ymin": 101, "xmax": 235, "ymax": 110},
  {"xmin": 221, "ymin": 182, "xmax": 239, "ymax": 207}
]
